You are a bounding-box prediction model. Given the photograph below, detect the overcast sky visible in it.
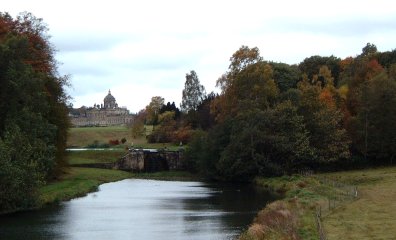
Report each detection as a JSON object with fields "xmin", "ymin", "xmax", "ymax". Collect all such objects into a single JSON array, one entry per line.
[{"xmin": 3, "ymin": 0, "xmax": 396, "ymax": 112}]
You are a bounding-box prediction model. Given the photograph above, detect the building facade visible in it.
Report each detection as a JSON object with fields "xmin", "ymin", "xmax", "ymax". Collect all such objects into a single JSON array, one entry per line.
[{"xmin": 70, "ymin": 90, "xmax": 134, "ymax": 127}]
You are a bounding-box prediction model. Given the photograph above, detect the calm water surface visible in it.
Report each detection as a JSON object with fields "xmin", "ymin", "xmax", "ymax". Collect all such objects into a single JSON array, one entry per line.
[{"xmin": 0, "ymin": 179, "xmax": 276, "ymax": 240}]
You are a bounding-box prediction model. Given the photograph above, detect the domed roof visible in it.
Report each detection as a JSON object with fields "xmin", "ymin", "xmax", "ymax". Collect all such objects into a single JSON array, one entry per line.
[{"xmin": 104, "ymin": 90, "xmax": 116, "ymax": 102}]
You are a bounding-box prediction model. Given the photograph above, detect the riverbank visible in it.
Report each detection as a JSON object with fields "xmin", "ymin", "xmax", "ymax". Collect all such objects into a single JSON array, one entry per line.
[
  {"xmin": 38, "ymin": 148, "xmax": 199, "ymax": 207},
  {"xmin": 39, "ymin": 168, "xmax": 198, "ymax": 206},
  {"xmin": 39, "ymin": 167, "xmax": 134, "ymax": 205},
  {"xmin": 240, "ymin": 166, "xmax": 396, "ymax": 240},
  {"xmin": 240, "ymin": 175, "xmax": 329, "ymax": 239}
]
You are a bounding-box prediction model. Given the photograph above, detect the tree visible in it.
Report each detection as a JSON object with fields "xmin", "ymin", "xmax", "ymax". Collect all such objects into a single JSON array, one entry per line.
[
  {"xmin": 130, "ymin": 110, "xmax": 146, "ymax": 139},
  {"xmin": 181, "ymin": 70, "xmax": 206, "ymax": 112},
  {"xmin": 145, "ymin": 96, "xmax": 164, "ymax": 125},
  {"xmin": 147, "ymin": 111, "xmax": 177, "ymax": 143},
  {"xmin": 160, "ymin": 102, "xmax": 181, "ymax": 119},
  {"xmin": 0, "ymin": 12, "xmax": 69, "ymax": 211},
  {"xmin": 298, "ymin": 55, "xmax": 341, "ymax": 86},
  {"xmin": 354, "ymin": 71, "xmax": 396, "ymax": 163},
  {"xmin": 297, "ymin": 72, "xmax": 350, "ymax": 164},
  {"xmin": 270, "ymin": 62, "xmax": 301, "ymax": 92},
  {"xmin": 212, "ymin": 62, "xmax": 279, "ymax": 122},
  {"xmin": 361, "ymin": 42, "xmax": 377, "ymax": 57},
  {"xmin": 216, "ymin": 45, "xmax": 262, "ymax": 93}
]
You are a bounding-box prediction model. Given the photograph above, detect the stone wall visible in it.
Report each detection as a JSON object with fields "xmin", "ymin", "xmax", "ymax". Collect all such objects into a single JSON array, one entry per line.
[{"xmin": 113, "ymin": 149, "xmax": 184, "ymax": 172}]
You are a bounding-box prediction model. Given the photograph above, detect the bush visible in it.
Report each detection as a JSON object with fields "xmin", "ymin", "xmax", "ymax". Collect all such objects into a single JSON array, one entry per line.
[
  {"xmin": 109, "ymin": 139, "xmax": 120, "ymax": 145},
  {"xmin": 173, "ymin": 126, "xmax": 194, "ymax": 144},
  {"xmin": 121, "ymin": 138, "xmax": 127, "ymax": 144}
]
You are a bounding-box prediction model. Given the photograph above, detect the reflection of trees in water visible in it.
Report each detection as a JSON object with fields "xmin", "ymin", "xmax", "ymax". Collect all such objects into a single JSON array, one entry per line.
[
  {"xmin": 0, "ymin": 204, "xmax": 67, "ymax": 240},
  {"xmin": 157, "ymin": 183, "xmax": 279, "ymax": 232}
]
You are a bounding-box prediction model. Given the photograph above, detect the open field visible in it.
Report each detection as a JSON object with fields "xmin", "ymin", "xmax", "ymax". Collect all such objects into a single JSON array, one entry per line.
[
  {"xmin": 67, "ymin": 125, "xmax": 176, "ymax": 149},
  {"xmin": 321, "ymin": 167, "xmax": 396, "ymax": 240},
  {"xmin": 67, "ymin": 149, "xmax": 127, "ymax": 165},
  {"xmin": 67, "ymin": 126, "xmax": 132, "ymax": 147}
]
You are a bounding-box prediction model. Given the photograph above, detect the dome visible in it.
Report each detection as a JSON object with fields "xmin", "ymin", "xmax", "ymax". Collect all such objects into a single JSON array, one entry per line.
[
  {"xmin": 104, "ymin": 90, "xmax": 116, "ymax": 102},
  {"xmin": 103, "ymin": 90, "xmax": 117, "ymax": 109}
]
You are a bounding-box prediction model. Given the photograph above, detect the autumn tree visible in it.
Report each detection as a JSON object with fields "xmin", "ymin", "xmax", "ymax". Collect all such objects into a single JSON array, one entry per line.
[
  {"xmin": 130, "ymin": 109, "xmax": 146, "ymax": 139},
  {"xmin": 212, "ymin": 46, "xmax": 278, "ymax": 122},
  {"xmin": 298, "ymin": 55, "xmax": 341, "ymax": 86},
  {"xmin": 145, "ymin": 96, "xmax": 164, "ymax": 125},
  {"xmin": 0, "ymin": 12, "xmax": 69, "ymax": 212},
  {"xmin": 297, "ymin": 72, "xmax": 350, "ymax": 164}
]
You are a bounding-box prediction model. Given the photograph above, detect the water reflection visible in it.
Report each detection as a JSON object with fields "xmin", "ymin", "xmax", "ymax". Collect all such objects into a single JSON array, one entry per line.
[{"xmin": 0, "ymin": 179, "xmax": 277, "ymax": 240}]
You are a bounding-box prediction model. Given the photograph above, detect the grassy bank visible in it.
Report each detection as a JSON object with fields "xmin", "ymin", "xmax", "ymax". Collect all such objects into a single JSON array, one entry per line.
[
  {"xmin": 240, "ymin": 166, "xmax": 396, "ymax": 240},
  {"xmin": 39, "ymin": 149, "xmax": 198, "ymax": 206},
  {"xmin": 40, "ymin": 168, "xmax": 197, "ymax": 206},
  {"xmin": 39, "ymin": 167, "xmax": 134, "ymax": 205},
  {"xmin": 240, "ymin": 175, "xmax": 329, "ymax": 240}
]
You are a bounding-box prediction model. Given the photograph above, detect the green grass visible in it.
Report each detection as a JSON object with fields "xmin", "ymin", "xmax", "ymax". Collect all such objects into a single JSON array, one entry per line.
[
  {"xmin": 242, "ymin": 166, "xmax": 396, "ymax": 240},
  {"xmin": 40, "ymin": 148, "xmax": 198, "ymax": 206},
  {"xmin": 39, "ymin": 167, "xmax": 198, "ymax": 206},
  {"xmin": 67, "ymin": 125, "xmax": 178, "ymax": 149},
  {"xmin": 67, "ymin": 149, "xmax": 127, "ymax": 165},
  {"xmin": 68, "ymin": 126, "xmax": 132, "ymax": 147},
  {"xmin": 247, "ymin": 175, "xmax": 325, "ymax": 240},
  {"xmin": 319, "ymin": 167, "xmax": 396, "ymax": 240},
  {"xmin": 39, "ymin": 167, "xmax": 134, "ymax": 205}
]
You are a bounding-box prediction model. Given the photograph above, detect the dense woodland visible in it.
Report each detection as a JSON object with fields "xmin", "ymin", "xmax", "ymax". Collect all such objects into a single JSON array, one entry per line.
[
  {"xmin": 0, "ymin": 13, "xmax": 69, "ymax": 212},
  {"xmin": 138, "ymin": 44, "xmax": 396, "ymax": 181}
]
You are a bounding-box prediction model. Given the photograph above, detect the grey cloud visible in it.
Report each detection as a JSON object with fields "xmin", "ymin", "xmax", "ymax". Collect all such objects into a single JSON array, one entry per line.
[{"xmin": 52, "ymin": 33, "xmax": 140, "ymax": 52}]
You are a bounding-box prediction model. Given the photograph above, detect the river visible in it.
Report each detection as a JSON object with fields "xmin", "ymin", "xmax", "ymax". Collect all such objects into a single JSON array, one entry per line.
[{"xmin": 0, "ymin": 179, "xmax": 276, "ymax": 240}]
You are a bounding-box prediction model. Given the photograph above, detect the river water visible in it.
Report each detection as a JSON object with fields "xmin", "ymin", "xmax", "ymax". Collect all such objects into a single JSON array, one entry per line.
[{"xmin": 0, "ymin": 179, "xmax": 276, "ymax": 240}]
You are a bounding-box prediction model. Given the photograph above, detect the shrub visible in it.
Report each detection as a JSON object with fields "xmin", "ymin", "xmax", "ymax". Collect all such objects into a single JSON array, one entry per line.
[{"xmin": 109, "ymin": 139, "xmax": 120, "ymax": 145}]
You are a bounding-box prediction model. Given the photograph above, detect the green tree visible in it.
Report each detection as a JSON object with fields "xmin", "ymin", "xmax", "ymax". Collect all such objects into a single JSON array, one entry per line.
[
  {"xmin": 0, "ymin": 12, "xmax": 69, "ymax": 211},
  {"xmin": 0, "ymin": 126, "xmax": 44, "ymax": 212},
  {"xmin": 361, "ymin": 42, "xmax": 378, "ymax": 57},
  {"xmin": 355, "ymin": 71, "xmax": 396, "ymax": 163},
  {"xmin": 217, "ymin": 102, "xmax": 312, "ymax": 181},
  {"xmin": 212, "ymin": 61, "xmax": 279, "ymax": 122},
  {"xmin": 181, "ymin": 70, "xmax": 206, "ymax": 112},
  {"xmin": 270, "ymin": 62, "xmax": 301, "ymax": 92},
  {"xmin": 145, "ymin": 96, "xmax": 164, "ymax": 125}
]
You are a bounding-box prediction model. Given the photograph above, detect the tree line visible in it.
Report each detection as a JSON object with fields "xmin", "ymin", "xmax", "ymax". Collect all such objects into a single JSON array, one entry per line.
[
  {"xmin": 136, "ymin": 44, "xmax": 396, "ymax": 182},
  {"xmin": 0, "ymin": 12, "xmax": 70, "ymax": 212}
]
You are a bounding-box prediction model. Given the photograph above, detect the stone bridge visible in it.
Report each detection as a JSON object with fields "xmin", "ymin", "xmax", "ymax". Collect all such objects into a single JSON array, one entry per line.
[{"xmin": 113, "ymin": 148, "xmax": 185, "ymax": 172}]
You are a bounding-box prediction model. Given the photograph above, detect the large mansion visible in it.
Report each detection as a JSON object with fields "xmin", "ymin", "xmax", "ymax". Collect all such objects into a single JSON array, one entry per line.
[{"xmin": 69, "ymin": 90, "xmax": 134, "ymax": 127}]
